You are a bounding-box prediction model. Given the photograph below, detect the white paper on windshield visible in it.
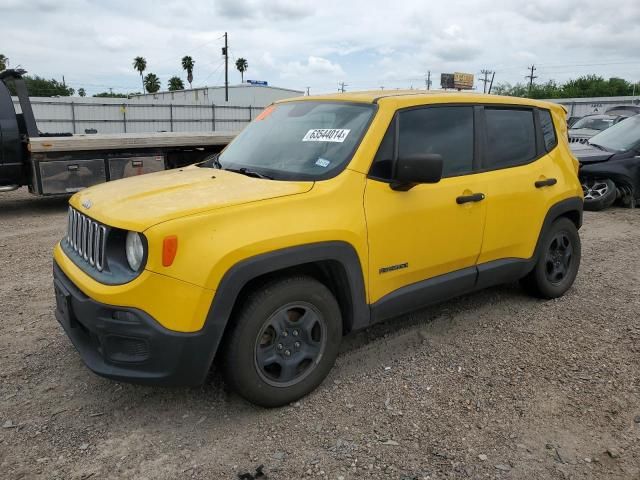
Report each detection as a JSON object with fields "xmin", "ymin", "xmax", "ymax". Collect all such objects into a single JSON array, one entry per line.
[{"xmin": 302, "ymin": 129, "xmax": 351, "ymax": 143}]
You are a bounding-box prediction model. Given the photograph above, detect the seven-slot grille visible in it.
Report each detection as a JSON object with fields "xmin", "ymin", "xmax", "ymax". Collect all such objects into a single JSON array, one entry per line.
[{"xmin": 66, "ymin": 207, "xmax": 107, "ymax": 271}]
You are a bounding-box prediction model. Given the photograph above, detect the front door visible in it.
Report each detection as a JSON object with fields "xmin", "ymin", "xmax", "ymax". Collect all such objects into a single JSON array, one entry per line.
[{"xmin": 364, "ymin": 105, "xmax": 487, "ymax": 305}]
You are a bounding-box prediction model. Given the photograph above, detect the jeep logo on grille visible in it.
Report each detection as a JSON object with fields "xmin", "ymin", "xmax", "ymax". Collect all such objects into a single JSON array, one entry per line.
[{"xmin": 82, "ymin": 199, "xmax": 92, "ymax": 209}]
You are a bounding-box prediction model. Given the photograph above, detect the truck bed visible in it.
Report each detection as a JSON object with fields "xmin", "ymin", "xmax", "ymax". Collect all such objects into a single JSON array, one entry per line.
[{"xmin": 29, "ymin": 131, "xmax": 237, "ymax": 153}]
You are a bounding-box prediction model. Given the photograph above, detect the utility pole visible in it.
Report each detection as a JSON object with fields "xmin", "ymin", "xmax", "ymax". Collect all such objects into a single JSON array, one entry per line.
[
  {"xmin": 306, "ymin": 86, "xmax": 310, "ymax": 96},
  {"xmin": 338, "ymin": 82, "xmax": 347, "ymax": 93},
  {"xmin": 487, "ymin": 71, "xmax": 496, "ymax": 94},
  {"xmin": 479, "ymin": 69, "xmax": 492, "ymax": 93},
  {"xmin": 525, "ymin": 65, "xmax": 537, "ymax": 96},
  {"xmin": 222, "ymin": 32, "xmax": 229, "ymax": 102},
  {"xmin": 425, "ymin": 71, "xmax": 431, "ymax": 90}
]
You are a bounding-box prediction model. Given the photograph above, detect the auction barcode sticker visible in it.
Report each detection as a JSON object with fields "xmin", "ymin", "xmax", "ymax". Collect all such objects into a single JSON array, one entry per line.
[{"xmin": 302, "ymin": 129, "xmax": 351, "ymax": 143}]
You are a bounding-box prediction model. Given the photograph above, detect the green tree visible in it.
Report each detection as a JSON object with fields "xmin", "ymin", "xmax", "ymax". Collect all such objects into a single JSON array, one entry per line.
[
  {"xmin": 181, "ymin": 56, "xmax": 195, "ymax": 88},
  {"xmin": 7, "ymin": 75, "xmax": 74, "ymax": 96},
  {"xmin": 492, "ymin": 82, "xmax": 528, "ymax": 97},
  {"xmin": 143, "ymin": 73, "xmax": 161, "ymax": 93},
  {"xmin": 168, "ymin": 76, "xmax": 184, "ymax": 91},
  {"xmin": 93, "ymin": 92, "xmax": 130, "ymax": 98},
  {"xmin": 133, "ymin": 56, "xmax": 147, "ymax": 91},
  {"xmin": 493, "ymin": 75, "xmax": 636, "ymax": 99},
  {"xmin": 78, "ymin": 88, "xmax": 86, "ymax": 97},
  {"xmin": 0, "ymin": 54, "xmax": 8, "ymax": 71},
  {"xmin": 235, "ymin": 57, "xmax": 248, "ymax": 83}
]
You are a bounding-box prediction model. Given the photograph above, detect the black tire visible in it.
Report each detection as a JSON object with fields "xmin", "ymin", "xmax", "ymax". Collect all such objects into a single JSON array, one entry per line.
[
  {"xmin": 521, "ymin": 217, "xmax": 581, "ymax": 299},
  {"xmin": 582, "ymin": 177, "xmax": 617, "ymax": 211},
  {"xmin": 221, "ymin": 275, "xmax": 342, "ymax": 407}
]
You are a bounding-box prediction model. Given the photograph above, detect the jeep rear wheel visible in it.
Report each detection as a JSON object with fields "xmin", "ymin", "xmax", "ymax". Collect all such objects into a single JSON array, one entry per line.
[
  {"xmin": 582, "ymin": 178, "xmax": 616, "ymax": 211},
  {"xmin": 221, "ymin": 276, "xmax": 342, "ymax": 407},
  {"xmin": 521, "ymin": 217, "xmax": 581, "ymax": 299}
]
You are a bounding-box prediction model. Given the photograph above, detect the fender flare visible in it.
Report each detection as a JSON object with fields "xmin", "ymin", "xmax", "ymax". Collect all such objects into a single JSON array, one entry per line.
[
  {"xmin": 200, "ymin": 241, "xmax": 369, "ymax": 367},
  {"xmin": 531, "ymin": 196, "xmax": 583, "ymax": 264}
]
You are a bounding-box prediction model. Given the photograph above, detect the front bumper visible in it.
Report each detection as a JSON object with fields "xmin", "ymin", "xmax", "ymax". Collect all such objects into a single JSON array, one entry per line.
[{"xmin": 53, "ymin": 261, "xmax": 218, "ymax": 386}]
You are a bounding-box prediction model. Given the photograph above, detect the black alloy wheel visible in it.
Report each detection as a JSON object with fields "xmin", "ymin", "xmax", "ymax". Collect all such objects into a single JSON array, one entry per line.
[{"xmin": 254, "ymin": 302, "xmax": 326, "ymax": 387}]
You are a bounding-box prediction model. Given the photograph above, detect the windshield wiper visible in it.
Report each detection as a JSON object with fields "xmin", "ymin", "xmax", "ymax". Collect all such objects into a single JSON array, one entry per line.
[
  {"xmin": 198, "ymin": 153, "xmax": 223, "ymax": 169},
  {"xmin": 226, "ymin": 167, "xmax": 274, "ymax": 180}
]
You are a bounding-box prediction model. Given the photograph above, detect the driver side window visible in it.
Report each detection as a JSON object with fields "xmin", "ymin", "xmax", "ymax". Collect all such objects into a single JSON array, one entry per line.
[{"xmin": 369, "ymin": 106, "xmax": 475, "ymax": 180}]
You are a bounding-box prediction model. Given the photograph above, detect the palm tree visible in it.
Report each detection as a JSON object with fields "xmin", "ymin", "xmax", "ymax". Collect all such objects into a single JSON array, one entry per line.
[
  {"xmin": 143, "ymin": 73, "xmax": 161, "ymax": 93},
  {"xmin": 168, "ymin": 76, "xmax": 184, "ymax": 91},
  {"xmin": 181, "ymin": 56, "xmax": 195, "ymax": 89},
  {"xmin": 235, "ymin": 58, "xmax": 248, "ymax": 83},
  {"xmin": 78, "ymin": 88, "xmax": 86, "ymax": 97},
  {"xmin": 0, "ymin": 54, "xmax": 8, "ymax": 71},
  {"xmin": 132, "ymin": 56, "xmax": 147, "ymax": 91}
]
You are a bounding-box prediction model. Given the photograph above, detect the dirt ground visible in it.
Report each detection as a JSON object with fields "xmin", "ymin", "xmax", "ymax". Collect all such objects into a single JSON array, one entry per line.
[{"xmin": 0, "ymin": 187, "xmax": 639, "ymax": 480}]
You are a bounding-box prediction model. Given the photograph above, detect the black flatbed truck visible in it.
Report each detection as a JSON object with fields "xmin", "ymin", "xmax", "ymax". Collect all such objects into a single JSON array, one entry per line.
[{"xmin": 0, "ymin": 69, "xmax": 235, "ymax": 196}]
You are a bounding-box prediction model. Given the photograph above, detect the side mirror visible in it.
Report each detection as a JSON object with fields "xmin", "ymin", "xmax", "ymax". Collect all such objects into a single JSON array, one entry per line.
[{"xmin": 391, "ymin": 153, "xmax": 443, "ymax": 191}]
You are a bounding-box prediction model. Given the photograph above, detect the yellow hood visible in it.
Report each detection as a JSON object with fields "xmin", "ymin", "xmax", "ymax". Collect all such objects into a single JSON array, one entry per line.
[{"xmin": 70, "ymin": 166, "xmax": 314, "ymax": 231}]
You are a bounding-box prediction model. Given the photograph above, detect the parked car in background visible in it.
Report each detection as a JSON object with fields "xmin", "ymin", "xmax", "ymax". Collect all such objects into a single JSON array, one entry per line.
[
  {"xmin": 604, "ymin": 105, "xmax": 640, "ymax": 118},
  {"xmin": 571, "ymin": 115, "xmax": 640, "ymax": 211},
  {"xmin": 567, "ymin": 116, "xmax": 582, "ymax": 128},
  {"xmin": 569, "ymin": 114, "xmax": 626, "ymax": 144}
]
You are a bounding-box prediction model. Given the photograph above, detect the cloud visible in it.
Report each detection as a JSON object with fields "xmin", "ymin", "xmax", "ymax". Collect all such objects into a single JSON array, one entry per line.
[
  {"xmin": 214, "ymin": 0, "xmax": 310, "ymax": 20},
  {"xmin": 96, "ymin": 35, "xmax": 131, "ymax": 52},
  {"xmin": 1, "ymin": 0, "xmax": 639, "ymax": 95},
  {"xmin": 281, "ymin": 56, "xmax": 345, "ymax": 79}
]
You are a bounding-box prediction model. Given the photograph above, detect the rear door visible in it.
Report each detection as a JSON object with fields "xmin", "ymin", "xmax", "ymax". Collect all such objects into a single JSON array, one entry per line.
[{"xmin": 477, "ymin": 106, "xmax": 560, "ymax": 265}]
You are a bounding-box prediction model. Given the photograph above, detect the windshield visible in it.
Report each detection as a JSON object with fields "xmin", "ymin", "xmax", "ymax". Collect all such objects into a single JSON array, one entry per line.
[
  {"xmin": 588, "ymin": 115, "xmax": 640, "ymax": 152},
  {"xmin": 210, "ymin": 101, "xmax": 375, "ymax": 180},
  {"xmin": 571, "ymin": 116, "xmax": 615, "ymax": 131}
]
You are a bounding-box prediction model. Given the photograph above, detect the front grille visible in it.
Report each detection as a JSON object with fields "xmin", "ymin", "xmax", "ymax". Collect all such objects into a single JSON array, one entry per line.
[
  {"xmin": 66, "ymin": 207, "xmax": 107, "ymax": 271},
  {"xmin": 569, "ymin": 136, "xmax": 589, "ymax": 144}
]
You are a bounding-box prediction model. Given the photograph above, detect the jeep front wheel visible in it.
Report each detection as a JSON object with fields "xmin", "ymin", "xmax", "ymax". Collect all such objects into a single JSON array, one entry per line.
[{"xmin": 221, "ymin": 275, "xmax": 342, "ymax": 407}]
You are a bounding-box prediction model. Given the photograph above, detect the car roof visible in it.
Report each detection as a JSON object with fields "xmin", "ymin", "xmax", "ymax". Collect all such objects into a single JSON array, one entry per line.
[{"xmin": 277, "ymin": 89, "xmax": 557, "ymax": 107}]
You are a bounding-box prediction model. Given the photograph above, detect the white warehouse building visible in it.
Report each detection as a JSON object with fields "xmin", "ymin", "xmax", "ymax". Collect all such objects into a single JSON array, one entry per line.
[{"xmin": 128, "ymin": 84, "xmax": 304, "ymax": 107}]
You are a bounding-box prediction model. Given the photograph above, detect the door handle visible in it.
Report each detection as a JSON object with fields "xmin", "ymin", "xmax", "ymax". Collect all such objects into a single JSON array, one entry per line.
[
  {"xmin": 535, "ymin": 178, "xmax": 557, "ymax": 188},
  {"xmin": 456, "ymin": 193, "xmax": 485, "ymax": 204}
]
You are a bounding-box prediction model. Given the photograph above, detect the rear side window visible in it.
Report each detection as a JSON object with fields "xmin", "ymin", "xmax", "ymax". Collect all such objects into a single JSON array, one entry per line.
[
  {"xmin": 398, "ymin": 106, "xmax": 474, "ymax": 177},
  {"xmin": 539, "ymin": 109, "xmax": 558, "ymax": 151},
  {"xmin": 485, "ymin": 108, "xmax": 536, "ymax": 169}
]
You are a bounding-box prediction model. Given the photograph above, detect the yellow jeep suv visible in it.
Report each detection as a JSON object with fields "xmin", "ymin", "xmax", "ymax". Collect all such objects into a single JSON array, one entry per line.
[{"xmin": 53, "ymin": 91, "xmax": 583, "ymax": 407}]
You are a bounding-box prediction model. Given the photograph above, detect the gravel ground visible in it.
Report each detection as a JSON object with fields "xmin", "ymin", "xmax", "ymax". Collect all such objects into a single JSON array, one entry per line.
[{"xmin": 0, "ymin": 187, "xmax": 639, "ymax": 480}]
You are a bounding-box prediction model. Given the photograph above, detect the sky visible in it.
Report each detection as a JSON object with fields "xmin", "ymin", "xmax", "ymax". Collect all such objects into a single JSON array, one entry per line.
[{"xmin": 1, "ymin": 0, "xmax": 640, "ymax": 96}]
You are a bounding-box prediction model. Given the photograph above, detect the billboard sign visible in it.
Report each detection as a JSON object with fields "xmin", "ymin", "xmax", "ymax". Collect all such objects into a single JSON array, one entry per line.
[
  {"xmin": 440, "ymin": 73, "xmax": 454, "ymax": 89},
  {"xmin": 441, "ymin": 72, "xmax": 474, "ymax": 90},
  {"xmin": 453, "ymin": 72, "xmax": 474, "ymax": 89}
]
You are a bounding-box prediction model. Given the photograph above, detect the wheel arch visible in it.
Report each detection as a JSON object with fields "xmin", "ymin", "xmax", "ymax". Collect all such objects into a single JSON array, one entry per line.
[
  {"xmin": 533, "ymin": 196, "xmax": 583, "ymax": 261},
  {"xmin": 203, "ymin": 241, "xmax": 369, "ymax": 365}
]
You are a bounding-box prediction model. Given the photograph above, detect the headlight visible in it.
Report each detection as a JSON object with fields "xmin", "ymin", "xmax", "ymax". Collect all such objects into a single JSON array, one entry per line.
[{"xmin": 125, "ymin": 231, "xmax": 145, "ymax": 271}]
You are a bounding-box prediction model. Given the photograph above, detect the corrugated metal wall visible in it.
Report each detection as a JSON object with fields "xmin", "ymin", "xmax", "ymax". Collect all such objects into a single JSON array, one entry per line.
[
  {"xmin": 546, "ymin": 96, "xmax": 640, "ymax": 118},
  {"xmin": 12, "ymin": 98, "xmax": 262, "ymax": 134}
]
